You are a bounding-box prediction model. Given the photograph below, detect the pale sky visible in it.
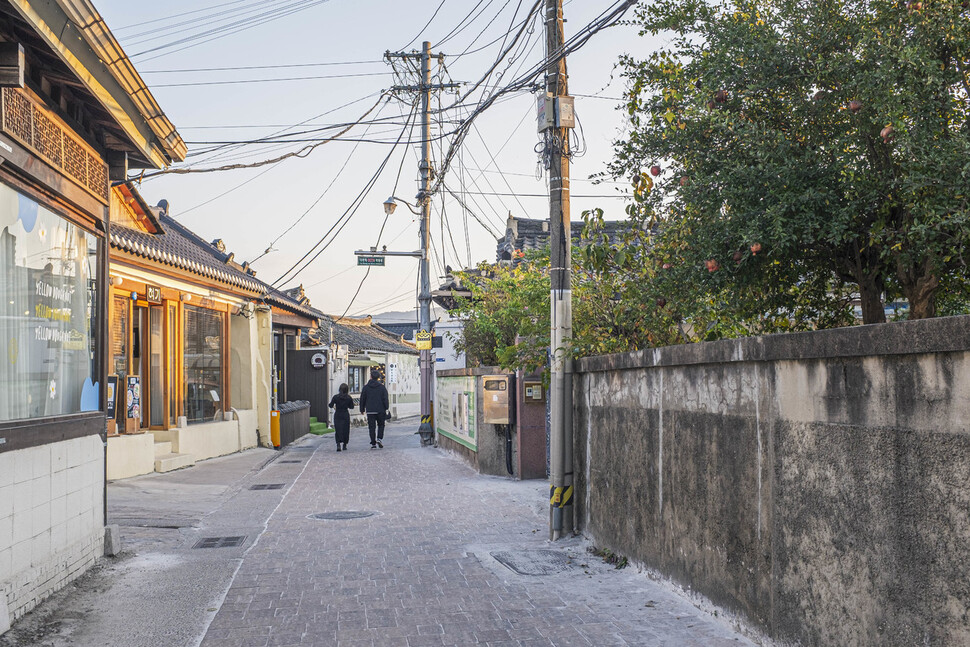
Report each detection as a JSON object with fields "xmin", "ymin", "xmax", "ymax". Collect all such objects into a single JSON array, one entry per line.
[{"xmin": 95, "ymin": 1, "xmax": 656, "ymax": 320}]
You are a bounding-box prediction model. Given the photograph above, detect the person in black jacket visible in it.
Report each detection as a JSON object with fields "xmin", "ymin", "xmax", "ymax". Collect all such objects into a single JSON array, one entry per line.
[
  {"xmin": 328, "ymin": 383, "xmax": 354, "ymax": 451},
  {"xmin": 359, "ymin": 368, "xmax": 390, "ymax": 449}
]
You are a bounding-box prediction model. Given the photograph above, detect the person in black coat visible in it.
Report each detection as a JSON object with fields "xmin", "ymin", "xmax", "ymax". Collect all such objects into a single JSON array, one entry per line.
[
  {"xmin": 359, "ymin": 368, "xmax": 390, "ymax": 449},
  {"xmin": 328, "ymin": 383, "xmax": 354, "ymax": 451}
]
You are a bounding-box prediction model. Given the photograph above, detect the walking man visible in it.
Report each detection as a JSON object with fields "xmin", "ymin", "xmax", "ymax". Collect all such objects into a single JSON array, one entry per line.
[{"xmin": 359, "ymin": 367, "xmax": 390, "ymax": 449}]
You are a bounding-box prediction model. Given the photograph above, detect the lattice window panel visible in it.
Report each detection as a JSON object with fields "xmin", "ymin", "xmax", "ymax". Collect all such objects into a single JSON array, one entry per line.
[
  {"xmin": 87, "ymin": 151, "xmax": 107, "ymax": 199},
  {"xmin": 2, "ymin": 87, "xmax": 31, "ymax": 144},
  {"xmin": 0, "ymin": 87, "xmax": 110, "ymax": 204},
  {"xmin": 62, "ymin": 135, "xmax": 87, "ymax": 186},
  {"xmin": 32, "ymin": 106, "xmax": 62, "ymax": 167}
]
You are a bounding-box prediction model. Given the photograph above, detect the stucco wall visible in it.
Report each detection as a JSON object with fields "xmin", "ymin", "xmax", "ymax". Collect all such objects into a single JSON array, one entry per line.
[
  {"xmin": 573, "ymin": 316, "xmax": 970, "ymax": 646},
  {"xmin": 0, "ymin": 435, "xmax": 105, "ymax": 628}
]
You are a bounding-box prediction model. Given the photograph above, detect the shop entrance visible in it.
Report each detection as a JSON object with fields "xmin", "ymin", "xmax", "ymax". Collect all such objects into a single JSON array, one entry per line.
[{"xmin": 131, "ymin": 304, "xmax": 167, "ymax": 430}]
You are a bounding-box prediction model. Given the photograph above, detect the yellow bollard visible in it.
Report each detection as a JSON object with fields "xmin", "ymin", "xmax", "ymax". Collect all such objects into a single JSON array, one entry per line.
[{"xmin": 270, "ymin": 410, "xmax": 280, "ymax": 448}]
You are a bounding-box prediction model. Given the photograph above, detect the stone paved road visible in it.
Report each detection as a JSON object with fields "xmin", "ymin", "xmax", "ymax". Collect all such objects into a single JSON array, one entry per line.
[{"xmin": 198, "ymin": 420, "xmax": 759, "ymax": 647}]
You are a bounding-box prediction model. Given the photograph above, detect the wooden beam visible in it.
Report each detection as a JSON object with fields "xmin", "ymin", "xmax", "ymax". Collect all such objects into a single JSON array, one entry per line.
[{"xmin": 0, "ymin": 42, "xmax": 24, "ymax": 87}]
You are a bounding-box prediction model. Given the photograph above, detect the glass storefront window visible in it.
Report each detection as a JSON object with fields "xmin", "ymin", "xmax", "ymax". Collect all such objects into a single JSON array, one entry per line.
[
  {"xmin": 0, "ymin": 183, "xmax": 100, "ymax": 422},
  {"xmin": 183, "ymin": 305, "xmax": 223, "ymax": 424}
]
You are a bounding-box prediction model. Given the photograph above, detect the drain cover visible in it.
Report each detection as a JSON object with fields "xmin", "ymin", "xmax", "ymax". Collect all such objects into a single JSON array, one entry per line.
[
  {"xmin": 490, "ymin": 550, "xmax": 575, "ymax": 576},
  {"xmin": 193, "ymin": 536, "xmax": 246, "ymax": 549},
  {"xmin": 250, "ymin": 484, "xmax": 285, "ymax": 490},
  {"xmin": 308, "ymin": 511, "xmax": 380, "ymax": 520},
  {"xmin": 279, "ymin": 460, "xmax": 302, "ymax": 464}
]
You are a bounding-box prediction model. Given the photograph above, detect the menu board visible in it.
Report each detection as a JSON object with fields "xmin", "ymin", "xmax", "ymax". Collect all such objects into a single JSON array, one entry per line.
[
  {"xmin": 106, "ymin": 375, "xmax": 118, "ymax": 419},
  {"xmin": 126, "ymin": 375, "xmax": 141, "ymax": 420}
]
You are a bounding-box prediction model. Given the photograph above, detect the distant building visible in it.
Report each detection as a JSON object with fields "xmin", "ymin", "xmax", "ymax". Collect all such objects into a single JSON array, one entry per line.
[
  {"xmin": 310, "ymin": 315, "xmax": 420, "ymax": 422},
  {"xmin": 496, "ymin": 214, "xmax": 628, "ymax": 263}
]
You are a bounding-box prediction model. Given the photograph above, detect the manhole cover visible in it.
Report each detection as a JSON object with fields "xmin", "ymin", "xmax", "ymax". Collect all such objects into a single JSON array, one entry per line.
[
  {"xmin": 490, "ymin": 550, "xmax": 575, "ymax": 576},
  {"xmin": 193, "ymin": 536, "xmax": 246, "ymax": 549},
  {"xmin": 308, "ymin": 511, "xmax": 380, "ymax": 520},
  {"xmin": 250, "ymin": 484, "xmax": 285, "ymax": 490}
]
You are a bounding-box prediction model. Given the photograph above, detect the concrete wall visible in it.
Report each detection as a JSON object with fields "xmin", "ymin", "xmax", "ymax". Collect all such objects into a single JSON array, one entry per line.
[
  {"xmin": 573, "ymin": 316, "xmax": 970, "ymax": 646},
  {"xmin": 232, "ymin": 308, "xmax": 273, "ymax": 447},
  {"xmin": 0, "ymin": 435, "xmax": 104, "ymax": 629},
  {"xmin": 105, "ymin": 433, "xmax": 155, "ymax": 480},
  {"xmin": 153, "ymin": 419, "xmax": 247, "ymax": 463}
]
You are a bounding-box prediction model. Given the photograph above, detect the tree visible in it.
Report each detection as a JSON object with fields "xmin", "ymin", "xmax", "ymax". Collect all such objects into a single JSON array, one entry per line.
[
  {"xmin": 612, "ymin": 0, "xmax": 970, "ymax": 323},
  {"xmin": 449, "ymin": 253, "xmax": 550, "ymax": 373}
]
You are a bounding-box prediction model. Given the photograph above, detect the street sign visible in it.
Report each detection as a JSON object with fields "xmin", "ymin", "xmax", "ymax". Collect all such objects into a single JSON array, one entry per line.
[
  {"xmin": 416, "ymin": 330, "xmax": 433, "ymax": 350},
  {"xmin": 357, "ymin": 255, "xmax": 385, "ymax": 267}
]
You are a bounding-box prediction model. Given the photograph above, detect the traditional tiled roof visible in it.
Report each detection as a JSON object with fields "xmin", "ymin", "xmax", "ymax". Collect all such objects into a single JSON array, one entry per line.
[
  {"xmin": 314, "ymin": 315, "xmax": 417, "ymax": 354},
  {"xmin": 496, "ymin": 215, "xmax": 629, "ymax": 262},
  {"xmin": 264, "ymin": 285, "xmax": 326, "ymax": 321},
  {"xmin": 109, "ymin": 214, "xmax": 264, "ymax": 293},
  {"xmin": 375, "ymin": 322, "xmax": 419, "ymax": 341}
]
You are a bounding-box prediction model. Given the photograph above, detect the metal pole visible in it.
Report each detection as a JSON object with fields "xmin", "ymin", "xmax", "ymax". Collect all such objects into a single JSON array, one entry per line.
[
  {"xmin": 417, "ymin": 41, "xmax": 435, "ymax": 445},
  {"xmin": 546, "ymin": 0, "xmax": 573, "ymax": 540}
]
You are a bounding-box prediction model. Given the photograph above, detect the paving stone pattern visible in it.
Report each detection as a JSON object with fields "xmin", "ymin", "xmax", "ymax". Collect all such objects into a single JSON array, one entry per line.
[{"xmin": 200, "ymin": 422, "xmax": 757, "ymax": 647}]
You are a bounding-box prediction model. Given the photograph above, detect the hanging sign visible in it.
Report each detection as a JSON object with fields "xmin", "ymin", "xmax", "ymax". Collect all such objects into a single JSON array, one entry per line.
[
  {"xmin": 310, "ymin": 352, "xmax": 327, "ymax": 370},
  {"xmin": 416, "ymin": 330, "xmax": 433, "ymax": 350},
  {"xmin": 146, "ymin": 284, "xmax": 162, "ymax": 303},
  {"xmin": 357, "ymin": 256, "xmax": 385, "ymax": 266}
]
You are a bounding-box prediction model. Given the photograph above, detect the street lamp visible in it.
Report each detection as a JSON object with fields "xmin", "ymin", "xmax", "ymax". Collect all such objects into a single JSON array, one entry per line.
[{"xmin": 383, "ymin": 196, "xmax": 422, "ymax": 216}]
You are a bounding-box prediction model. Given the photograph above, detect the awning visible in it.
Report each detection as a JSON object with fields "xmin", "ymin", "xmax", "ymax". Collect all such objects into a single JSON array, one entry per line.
[{"xmin": 349, "ymin": 356, "xmax": 382, "ymax": 367}]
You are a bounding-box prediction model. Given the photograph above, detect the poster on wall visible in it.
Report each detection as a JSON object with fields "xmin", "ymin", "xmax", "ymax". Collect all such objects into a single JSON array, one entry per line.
[
  {"xmin": 126, "ymin": 375, "xmax": 140, "ymax": 420},
  {"xmin": 434, "ymin": 375, "xmax": 477, "ymax": 449}
]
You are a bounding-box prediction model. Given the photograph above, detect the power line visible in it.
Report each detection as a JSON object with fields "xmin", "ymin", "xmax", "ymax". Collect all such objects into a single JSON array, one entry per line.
[
  {"xmin": 140, "ymin": 60, "xmax": 384, "ymax": 74},
  {"xmin": 151, "ymin": 71, "xmax": 389, "ymax": 88}
]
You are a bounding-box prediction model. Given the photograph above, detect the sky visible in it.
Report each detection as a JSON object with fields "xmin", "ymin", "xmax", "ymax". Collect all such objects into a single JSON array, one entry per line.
[{"xmin": 94, "ymin": 1, "xmax": 658, "ymax": 321}]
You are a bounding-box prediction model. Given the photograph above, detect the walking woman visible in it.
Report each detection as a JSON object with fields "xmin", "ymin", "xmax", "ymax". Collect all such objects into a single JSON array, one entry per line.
[{"xmin": 328, "ymin": 383, "xmax": 354, "ymax": 451}]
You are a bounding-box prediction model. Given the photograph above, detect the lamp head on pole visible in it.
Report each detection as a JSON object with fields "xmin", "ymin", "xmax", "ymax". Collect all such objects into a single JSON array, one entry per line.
[{"xmin": 383, "ymin": 197, "xmax": 397, "ymax": 216}]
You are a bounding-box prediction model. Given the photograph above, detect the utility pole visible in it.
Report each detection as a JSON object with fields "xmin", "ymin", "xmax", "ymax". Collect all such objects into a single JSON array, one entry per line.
[
  {"xmin": 417, "ymin": 41, "xmax": 434, "ymax": 446},
  {"xmin": 384, "ymin": 42, "xmax": 460, "ymax": 447},
  {"xmin": 545, "ymin": 0, "xmax": 574, "ymax": 540}
]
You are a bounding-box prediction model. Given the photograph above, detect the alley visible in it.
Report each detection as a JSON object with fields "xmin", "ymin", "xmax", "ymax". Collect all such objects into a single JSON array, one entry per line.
[{"xmin": 3, "ymin": 420, "xmax": 757, "ymax": 647}]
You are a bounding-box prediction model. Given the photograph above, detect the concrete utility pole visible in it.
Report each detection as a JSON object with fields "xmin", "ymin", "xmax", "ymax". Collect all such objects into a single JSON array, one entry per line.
[
  {"xmin": 384, "ymin": 42, "xmax": 460, "ymax": 446},
  {"xmin": 545, "ymin": 0, "xmax": 574, "ymax": 540},
  {"xmin": 417, "ymin": 41, "xmax": 434, "ymax": 446}
]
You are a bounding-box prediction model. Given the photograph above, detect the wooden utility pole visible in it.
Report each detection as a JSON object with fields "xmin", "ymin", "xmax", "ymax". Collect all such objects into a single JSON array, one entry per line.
[{"xmin": 545, "ymin": 0, "xmax": 573, "ymax": 540}]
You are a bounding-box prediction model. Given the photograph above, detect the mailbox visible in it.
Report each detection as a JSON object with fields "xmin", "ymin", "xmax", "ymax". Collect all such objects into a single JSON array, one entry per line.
[{"xmin": 482, "ymin": 375, "xmax": 511, "ymax": 424}]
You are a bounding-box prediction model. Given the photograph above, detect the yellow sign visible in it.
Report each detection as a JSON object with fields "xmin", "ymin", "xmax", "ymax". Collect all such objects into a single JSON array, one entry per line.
[{"xmin": 416, "ymin": 330, "xmax": 432, "ymax": 350}]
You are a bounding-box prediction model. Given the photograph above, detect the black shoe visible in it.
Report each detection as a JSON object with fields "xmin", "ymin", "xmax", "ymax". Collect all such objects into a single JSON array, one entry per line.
[
  {"xmin": 336, "ymin": 446, "xmax": 341, "ymax": 452},
  {"xmin": 370, "ymin": 444, "xmax": 377, "ymax": 449},
  {"xmin": 343, "ymin": 443, "xmax": 347, "ymax": 450},
  {"xmin": 376, "ymin": 440, "xmax": 383, "ymax": 448}
]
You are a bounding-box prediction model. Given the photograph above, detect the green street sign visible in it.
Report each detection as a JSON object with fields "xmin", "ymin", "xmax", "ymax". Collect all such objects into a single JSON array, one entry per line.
[{"xmin": 357, "ymin": 255, "xmax": 385, "ymax": 266}]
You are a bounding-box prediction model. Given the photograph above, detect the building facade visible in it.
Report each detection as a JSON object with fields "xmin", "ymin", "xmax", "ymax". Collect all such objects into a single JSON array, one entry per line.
[
  {"xmin": 105, "ymin": 185, "xmax": 272, "ymax": 478},
  {"xmin": 0, "ymin": 0, "xmax": 184, "ymax": 630}
]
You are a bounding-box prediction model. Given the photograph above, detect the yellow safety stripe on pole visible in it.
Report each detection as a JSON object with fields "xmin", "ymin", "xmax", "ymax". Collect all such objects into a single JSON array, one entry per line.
[
  {"xmin": 421, "ymin": 414, "xmax": 432, "ymax": 424},
  {"xmin": 549, "ymin": 485, "xmax": 573, "ymax": 508}
]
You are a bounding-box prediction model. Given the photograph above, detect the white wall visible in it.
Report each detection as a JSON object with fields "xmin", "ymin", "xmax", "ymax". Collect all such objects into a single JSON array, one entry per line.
[
  {"xmin": 0, "ymin": 435, "xmax": 105, "ymax": 628},
  {"xmin": 388, "ymin": 352, "xmax": 420, "ymax": 419}
]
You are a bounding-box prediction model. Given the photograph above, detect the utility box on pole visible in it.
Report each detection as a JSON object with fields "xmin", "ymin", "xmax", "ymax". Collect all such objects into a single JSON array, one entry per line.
[{"xmin": 537, "ymin": 94, "xmax": 575, "ymax": 132}]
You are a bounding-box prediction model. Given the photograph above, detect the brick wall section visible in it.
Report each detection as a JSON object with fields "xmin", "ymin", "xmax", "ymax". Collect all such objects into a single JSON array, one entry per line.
[
  {"xmin": 0, "ymin": 435, "xmax": 104, "ymax": 624},
  {"xmin": 573, "ymin": 315, "xmax": 970, "ymax": 646}
]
